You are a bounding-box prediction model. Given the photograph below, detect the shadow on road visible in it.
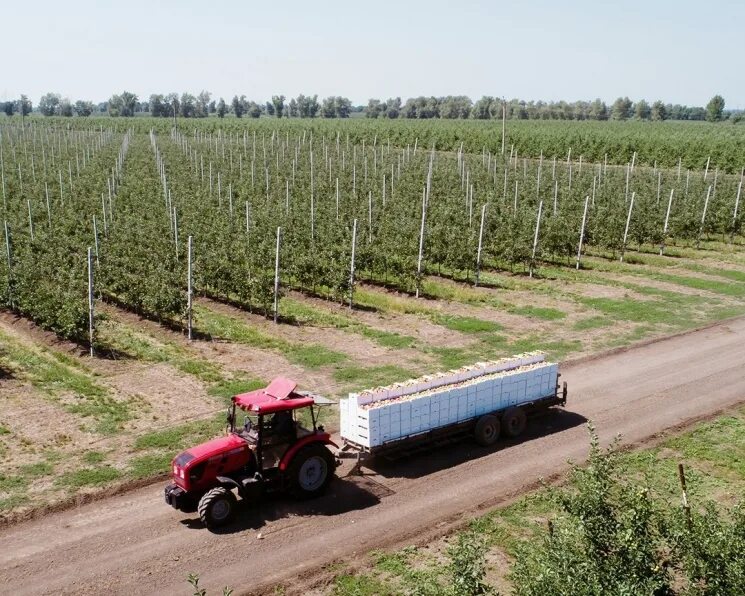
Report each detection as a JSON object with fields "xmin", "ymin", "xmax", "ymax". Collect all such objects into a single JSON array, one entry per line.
[
  {"xmin": 180, "ymin": 473, "xmax": 386, "ymax": 534},
  {"xmin": 369, "ymin": 408, "xmax": 588, "ymax": 480}
]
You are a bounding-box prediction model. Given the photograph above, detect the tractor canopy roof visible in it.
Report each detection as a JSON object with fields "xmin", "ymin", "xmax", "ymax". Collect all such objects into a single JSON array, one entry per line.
[{"xmin": 232, "ymin": 377, "xmax": 315, "ymax": 414}]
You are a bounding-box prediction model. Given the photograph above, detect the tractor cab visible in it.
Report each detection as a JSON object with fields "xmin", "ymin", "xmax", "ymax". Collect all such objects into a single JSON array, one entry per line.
[{"xmin": 165, "ymin": 377, "xmax": 337, "ymax": 528}]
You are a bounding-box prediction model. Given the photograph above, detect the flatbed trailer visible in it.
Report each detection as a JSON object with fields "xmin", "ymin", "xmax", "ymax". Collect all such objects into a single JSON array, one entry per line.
[{"xmin": 338, "ymin": 379, "xmax": 567, "ymax": 468}]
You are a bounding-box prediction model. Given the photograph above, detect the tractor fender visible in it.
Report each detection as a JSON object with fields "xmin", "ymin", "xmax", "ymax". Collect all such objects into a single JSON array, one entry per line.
[
  {"xmin": 279, "ymin": 434, "xmax": 338, "ymax": 471},
  {"xmin": 216, "ymin": 476, "xmax": 243, "ymax": 496}
]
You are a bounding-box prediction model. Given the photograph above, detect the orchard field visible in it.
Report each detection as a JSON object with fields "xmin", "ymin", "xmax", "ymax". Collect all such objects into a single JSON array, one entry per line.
[{"xmin": 0, "ymin": 116, "xmax": 744, "ymax": 519}]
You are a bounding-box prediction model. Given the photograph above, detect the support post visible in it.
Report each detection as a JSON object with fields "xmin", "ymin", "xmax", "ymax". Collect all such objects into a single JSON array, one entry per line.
[
  {"xmin": 475, "ymin": 204, "xmax": 486, "ymax": 286},
  {"xmin": 273, "ymin": 227, "xmax": 281, "ymax": 323},
  {"xmin": 349, "ymin": 219, "xmax": 357, "ymax": 309},
  {"xmin": 87, "ymin": 247, "xmax": 94, "ymax": 357},
  {"xmin": 576, "ymin": 196, "xmax": 589, "ymax": 270}
]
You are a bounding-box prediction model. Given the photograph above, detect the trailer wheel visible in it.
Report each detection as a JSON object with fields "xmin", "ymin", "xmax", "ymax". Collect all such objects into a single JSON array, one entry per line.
[
  {"xmin": 502, "ymin": 407, "xmax": 527, "ymax": 438},
  {"xmin": 474, "ymin": 415, "xmax": 500, "ymax": 446},
  {"xmin": 198, "ymin": 486, "xmax": 237, "ymax": 528},
  {"xmin": 288, "ymin": 444, "xmax": 335, "ymax": 499}
]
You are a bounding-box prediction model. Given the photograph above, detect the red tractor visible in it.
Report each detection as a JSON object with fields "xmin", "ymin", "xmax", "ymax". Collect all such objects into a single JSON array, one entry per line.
[{"xmin": 164, "ymin": 378, "xmax": 338, "ymax": 528}]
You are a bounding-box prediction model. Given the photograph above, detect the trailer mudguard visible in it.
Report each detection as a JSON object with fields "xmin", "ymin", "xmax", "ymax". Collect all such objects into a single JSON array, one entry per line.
[{"xmin": 279, "ymin": 434, "xmax": 338, "ymax": 471}]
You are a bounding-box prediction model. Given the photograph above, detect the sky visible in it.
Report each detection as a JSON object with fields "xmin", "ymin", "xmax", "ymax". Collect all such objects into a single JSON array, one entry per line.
[{"xmin": 1, "ymin": 0, "xmax": 743, "ymax": 108}]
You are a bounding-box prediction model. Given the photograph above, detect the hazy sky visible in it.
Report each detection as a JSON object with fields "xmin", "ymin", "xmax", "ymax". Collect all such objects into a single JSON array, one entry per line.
[{"xmin": 2, "ymin": 0, "xmax": 742, "ymax": 108}]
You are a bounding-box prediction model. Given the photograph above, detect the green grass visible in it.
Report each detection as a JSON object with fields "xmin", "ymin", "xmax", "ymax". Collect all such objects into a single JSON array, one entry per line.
[
  {"xmin": 133, "ymin": 415, "xmax": 223, "ymax": 452},
  {"xmin": 55, "ymin": 466, "xmax": 122, "ymax": 489},
  {"xmin": 508, "ymin": 305, "xmax": 567, "ymax": 321},
  {"xmin": 333, "ymin": 574, "xmax": 393, "ymax": 596},
  {"xmin": 282, "ymin": 298, "xmax": 416, "ymax": 349},
  {"xmin": 0, "ymin": 473, "xmax": 28, "ymax": 492},
  {"xmin": 195, "ymin": 306, "xmax": 347, "ymax": 369},
  {"xmin": 20, "ymin": 462, "xmax": 54, "ymax": 477},
  {"xmin": 100, "ymin": 320, "xmax": 224, "ymax": 383},
  {"xmin": 83, "ymin": 451, "xmax": 106, "ymax": 464},
  {"xmin": 0, "ymin": 329, "xmax": 131, "ymax": 431},
  {"xmin": 430, "ymin": 314, "xmax": 503, "ymax": 333},
  {"xmin": 572, "ymin": 316, "xmax": 612, "ymax": 331},
  {"xmin": 208, "ymin": 378, "xmax": 266, "ymax": 401},
  {"xmin": 128, "ymin": 453, "xmax": 173, "ymax": 479}
]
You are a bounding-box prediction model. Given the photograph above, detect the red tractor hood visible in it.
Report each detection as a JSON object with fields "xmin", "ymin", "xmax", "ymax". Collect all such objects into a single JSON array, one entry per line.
[{"xmin": 184, "ymin": 434, "xmax": 247, "ymax": 461}]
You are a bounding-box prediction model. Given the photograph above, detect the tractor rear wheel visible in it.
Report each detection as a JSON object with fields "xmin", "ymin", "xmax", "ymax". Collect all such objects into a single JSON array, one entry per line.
[
  {"xmin": 287, "ymin": 444, "xmax": 334, "ymax": 499},
  {"xmin": 474, "ymin": 414, "xmax": 500, "ymax": 446},
  {"xmin": 198, "ymin": 486, "xmax": 237, "ymax": 528},
  {"xmin": 502, "ymin": 407, "xmax": 527, "ymax": 438}
]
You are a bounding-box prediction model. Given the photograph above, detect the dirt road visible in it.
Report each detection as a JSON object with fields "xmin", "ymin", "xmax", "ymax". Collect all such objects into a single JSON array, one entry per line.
[{"xmin": 2, "ymin": 318, "xmax": 745, "ymax": 595}]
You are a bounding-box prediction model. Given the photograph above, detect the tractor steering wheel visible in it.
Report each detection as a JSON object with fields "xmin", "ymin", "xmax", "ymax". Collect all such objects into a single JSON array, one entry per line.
[{"xmin": 243, "ymin": 416, "xmax": 253, "ymax": 433}]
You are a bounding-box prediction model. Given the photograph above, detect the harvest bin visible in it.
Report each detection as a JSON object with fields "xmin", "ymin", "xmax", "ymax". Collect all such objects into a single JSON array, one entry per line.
[{"xmin": 340, "ymin": 352, "xmax": 558, "ymax": 448}]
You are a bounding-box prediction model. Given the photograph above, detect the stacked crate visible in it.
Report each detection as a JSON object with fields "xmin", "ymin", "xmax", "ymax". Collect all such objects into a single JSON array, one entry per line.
[{"xmin": 340, "ymin": 352, "xmax": 558, "ymax": 448}]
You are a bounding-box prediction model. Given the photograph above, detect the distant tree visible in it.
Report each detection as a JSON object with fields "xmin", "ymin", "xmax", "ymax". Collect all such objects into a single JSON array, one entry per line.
[
  {"xmin": 247, "ymin": 101, "xmax": 262, "ymax": 118},
  {"xmin": 365, "ymin": 98, "xmax": 383, "ymax": 118},
  {"xmin": 108, "ymin": 91, "xmax": 138, "ymax": 117},
  {"xmin": 59, "ymin": 99, "xmax": 73, "ymax": 117},
  {"xmin": 180, "ymin": 93, "xmax": 196, "ymax": 117},
  {"xmin": 208, "ymin": 100, "xmax": 216, "ymax": 114},
  {"xmin": 19, "ymin": 95, "xmax": 32, "ymax": 124},
  {"xmin": 287, "ymin": 98, "xmax": 297, "ymax": 117},
  {"xmin": 589, "ymin": 98, "xmax": 608, "ymax": 121},
  {"xmin": 195, "ymin": 90, "xmax": 211, "ymax": 118},
  {"xmin": 706, "ymin": 95, "xmax": 725, "ymax": 122},
  {"xmin": 39, "ymin": 92, "xmax": 61, "ymax": 116},
  {"xmin": 149, "ymin": 94, "xmax": 166, "ymax": 117},
  {"xmin": 265, "ymin": 101, "xmax": 275, "ymax": 116},
  {"xmin": 650, "ymin": 100, "xmax": 667, "ymax": 121},
  {"xmin": 73, "ymin": 100, "xmax": 94, "ymax": 117},
  {"xmin": 384, "ymin": 97, "xmax": 401, "ymax": 119},
  {"xmin": 611, "ymin": 97, "xmax": 632, "ymax": 120},
  {"xmin": 164, "ymin": 93, "xmax": 180, "ymax": 120},
  {"xmin": 2, "ymin": 101, "xmax": 14, "ymax": 116},
  {"xmin": 321, "ymin": 96, "xmax": 336, "ymax": 118},
  {"xmin": 231, "ymin": 95, "xmax": 244, "ymax": 118},
  {"xmin": 216, "ymin": 98, "xmax": 227, "ymax": 118},
  {"xmin": 271, "ymin": 95, "xmax": 285, "ymax": 118},
  {"xmin": 335, "ymin": 96, "xmax": 351, "ymax": 118},
  {"xmin": 634, "ymin": 99, "xmax": 651, "ymax": 120}
]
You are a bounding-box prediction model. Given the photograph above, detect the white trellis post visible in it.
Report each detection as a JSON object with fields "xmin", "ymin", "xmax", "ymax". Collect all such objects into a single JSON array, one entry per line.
[
  {"xmin": 620, "ymin": 192, "xmax": 635, "ymax": 262},
  {"xmin": 659, "ymin": 189, "xmax": 675, "ymax": 255},
  {"xmin": 349, "ymin": 218, "xmax": 358, "ymax": 309},
  {"xmin": 576, "ymin": 196, "xmax": 589, "ymax": 270},
  {"xmin": 4, "ymin": 221, "xmax": 12, "ymax": 307},
  {"xmin": 529, "ymin": 200, "xmax": 543, "ymax": 278},
  {"xmin": 697, "ymin": 185, "xmax": 712, "ymax": 249},
  {"xmin": 273, "ymin": 227, "xmax": 281, "ymax": 324},
  {"xmin": 475, "ymin": 204, "xmax": 487, "ymax": 286},
  {"xmin": 731, "ymin": 180, "xmax": 742, "ymax": 242},
  {"xmin": 416, "ymin": 187, "xmax": 427, "ymax": 298},
  {"xmin": 187, "ymin": 235, "xmax": 193, "ymax": 340},
  {"xmin": 87, "ymin": 247, "xmax": 94, "ymax": 357}
]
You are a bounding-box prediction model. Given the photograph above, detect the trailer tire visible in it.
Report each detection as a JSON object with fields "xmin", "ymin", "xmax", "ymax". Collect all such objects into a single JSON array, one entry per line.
[
  {"xmin": 502, "ymin": 407, "xmax": 527, "ymax": 438},
  {"xmin": 474, "ymin": 415, "xmax": 500, "ymax": 446},
  {"xmin": 287, "ymin": 443, "xmax": 335, "ymax": 500},
  {"xmin": 198, "ymin": 486, "xmax": 237, "ymax": 528}
]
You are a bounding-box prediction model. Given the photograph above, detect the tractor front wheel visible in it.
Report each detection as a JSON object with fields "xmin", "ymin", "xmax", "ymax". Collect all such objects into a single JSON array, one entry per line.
[
  {"xmin": 198, "ymin": 486, "xmax": 237, "ymax": 528},
  {"xmin": 287, "ymin": 444, "xmax": 335, "ymax": 499}
]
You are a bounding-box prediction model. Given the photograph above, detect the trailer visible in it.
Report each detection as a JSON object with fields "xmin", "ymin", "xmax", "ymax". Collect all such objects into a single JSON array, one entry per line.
[{"xmin": 338, "ymin": 351, "xmax": 567, "ymax": 464}]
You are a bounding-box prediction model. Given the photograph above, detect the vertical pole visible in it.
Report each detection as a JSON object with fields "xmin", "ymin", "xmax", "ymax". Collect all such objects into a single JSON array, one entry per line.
[
  {"xmin": 620, "ymin": 192, "xmax": 635, "ymax": 262},
  {"xmin": 731, "ymin": 180, "xmax": 742, "ymax": 241},
  {"xmin": 678, "ymin": 463, "xmax": 692, "ymax": 530},
  {"xmin": 529, "ymin": 200, "xmax": 543, "ymax": 278},
  {"xmin": 697, "ymin": 185, "xmax": 712, "ymax": 249},
  {"xmin": 475, "ymin": 204, "xmax": 486, "ymax": 286},
  {"xmin": 4, "ymin": 221, "xmax": 12, "ymax": 308},
  {"xmin": 87, "ymin": 247, "xmax": 94, "ymax": 357},
  {"xmin": 335, "ymin": 177, "xmax": 340, "ymax": 220},
  {"xmin": 349, "ymin": 219, "xmax": 357, "ymax": 309},
  {"xmin": 501, "ymin": 100, "xmax": 506, "ymax": 155},
  {"xmin": 576, "ymin": 196, "xmax": 589, "ymax": 270},
  {"xmin": 187, "ymin": 235, "xmax": 193, "ymax": 340},
  {"xmin": 661, "ymin": 189, "xmax": 675, "ymax": 255},
  {"xmin": 27, "ymin": 200, "xmax": 34, "ymax": 241},
  {"xmin": 273, "ymin": 227, "xmax": 281, "ymax": 324},
  {"xmin": 553, "ymin": 180, "xmax": 559, "ymax": 215},
  {"xmin": 368, "ymin": 190, "xmax": 372, "ymax": 243},
  {"xmin": 416, "ymin": 187, "xmax": 427, "ymax": 298}
]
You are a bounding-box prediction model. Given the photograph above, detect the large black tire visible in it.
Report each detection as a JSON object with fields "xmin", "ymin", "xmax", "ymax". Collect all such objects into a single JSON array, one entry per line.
[
  {"xmin": 502, "ymin": 407, "xmax": 527, "ymax": 438},
  {"xmin": 198, "ymin": 486, "xmax": 237, "ymax": 528},
  {"xmin": 474, "ymin": 414, "xmax": 500, "ymax": 446},
  {"xmin": 287, "ymin": 444, "xmax": 335, "ymax": 499}
]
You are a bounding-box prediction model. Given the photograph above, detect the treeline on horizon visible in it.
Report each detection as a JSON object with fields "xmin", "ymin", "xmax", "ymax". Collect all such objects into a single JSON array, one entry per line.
[{"xmin": 1, "ymin": 91, "xmax": 738, "ymax": 123}]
